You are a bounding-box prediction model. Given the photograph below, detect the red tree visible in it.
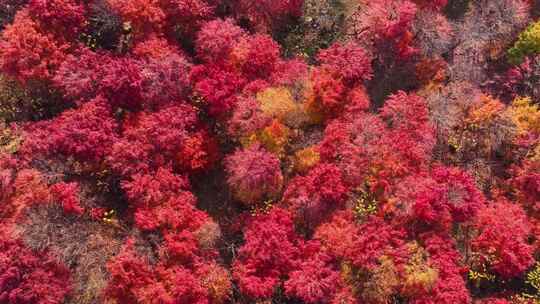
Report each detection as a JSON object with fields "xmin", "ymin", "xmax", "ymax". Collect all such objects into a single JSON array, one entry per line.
[
  {"xmin": 282, "ymin": 164, "xmax": 348, "ymax": 229},
  {"xmin": 0, "ymin": 232, "xmax": 72, "ymax": 304},
  {"xmin": 284, "ymin": 252, "xmax": 342, "ymax": 303},
  {"xmin": 108, "ymin": 104, "xmax": 216, "ymax": 177},
  {"xmin": 224, "ymin": 144, "xmax": 283, "ymax": 205},
  {"xmin": 0, "ymin": 9, "xmax": 68, "ymax": 83},
  {"xmin": 195, "ymin": 18, "xmax": 247, "ymax": 63},
  {"xmin": 317, "ymin": 41, "xmax": 373, "ymax": 87},
  {"xmin": 27, "ymin": 0, "xmax": 86, "ymax": 39},
  {"xmin": 50, "ymin": 182, "xmax": 84, "ymax": 216},
  {"xmin": 233, "ymin": 208, "xmax": 303, "ymax": 300},
  {"xmin": 21, "ymin": 97, "xmax": 119, "ymax": 164},
  {"xmin": 472, "ymin": 199, "xmax": 534, "ymax": 279}
]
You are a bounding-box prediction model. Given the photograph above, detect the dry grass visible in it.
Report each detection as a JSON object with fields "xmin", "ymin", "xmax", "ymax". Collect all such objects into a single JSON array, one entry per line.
[{"xmin": 17, "ymin": 206, "xmax": 129, "ymax": 304}]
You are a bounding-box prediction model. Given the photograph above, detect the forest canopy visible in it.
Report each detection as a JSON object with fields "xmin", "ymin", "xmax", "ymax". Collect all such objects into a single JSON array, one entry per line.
[{"xmin": 0, "ymin": 0, "xmax": 539, "ymax": 303}]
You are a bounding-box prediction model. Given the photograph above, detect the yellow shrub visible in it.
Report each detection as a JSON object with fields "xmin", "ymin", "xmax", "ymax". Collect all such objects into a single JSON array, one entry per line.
[
  {"xmin": 466, "ymin": 95, "xmax": 506, "ymax": 127},
  {"xmin": 508, "ymin": 96, "xmax": 540, "ymax": 134},
  {"xmin": 238, "ymin": 120, "xmax": 290, "ymax": 156},
  {"xmin": 259, "ymin": 120, "xmax": 290, "ymax": 156},
  {"xmin": 200, "ymin": 263, "xmax": 232, "ymax": 304},
  {"xmin": 0, "ymin": 121, "xmax": 21, "ymax": 154},
  {"xmin": 362, "ymin": 256, "xmax": 400, "ymax": 304},
  {"xmin": 402, "ymin": 242, "xmax": 439, "ymax": 297},
  {"xmin": 0, "ymin": 75, "xmax": 26, "ymax": 122},
  {"xmin": 293, "ymin": 146, "xmax": 320, "ymax": 173},
  {"xmin": 353, "ymin": 188, "xmax": 378, "ymax": 219},
  {"xmin": 526, "ymin": 262, "xmax": 540, "ymax": 294},
  {"xmin": 508, "ymin": 21, "xmax": 540, "ymax": 64},
  {"xmin": 256, "ymin": 87, "xmax": 306, "ymax": 127},
  {"xmin": 239, "ymin": 133, "xmax": 259, "ymax": 148}
]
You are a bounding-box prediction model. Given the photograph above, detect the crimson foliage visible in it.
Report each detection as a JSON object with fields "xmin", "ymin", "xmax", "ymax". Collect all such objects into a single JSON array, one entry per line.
[
  {"xmin": 225, "ymin": 144, "xmax": 283, "ymax": 205},
  {"xmin": 0, "ymin": 9, "xmax": 68, "ymax": 83},
  {"xmin": 21, "ymin": 97, "xmax": 118, "ymax": 163},
  {"xmin": 317, "ymin": 41, "xmax": 373, "ymax": 87},
  {"xmin": 0, "ymin": 232, "xmax": 72, "ymax": 304},
  {"xmin": 472, "ymin": 199, "xmax": 534, "ymax": 279},
  {"xmin": 108, "ymin": 104, "xmax": 216, "ymax": 177},
  {"xmin": 233, "ymin": 208, "xmax": 303, "ymax": 299},
  {"xmin": 1, "ymin": 0, "xmax": 539, "ymax": 303},
  {"xmin": 283, "ymin": 164, "xmax": 348, "ymax": 229}
]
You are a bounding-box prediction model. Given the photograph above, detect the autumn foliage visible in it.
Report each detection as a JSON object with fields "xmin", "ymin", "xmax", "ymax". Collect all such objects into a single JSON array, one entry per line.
[{"xmin": 1, "ymin": 1, "xmax": 539, "ymax": 303}]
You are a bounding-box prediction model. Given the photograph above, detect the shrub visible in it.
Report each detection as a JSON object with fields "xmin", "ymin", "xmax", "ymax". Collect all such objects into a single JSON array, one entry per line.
[
  {"xmin": 121, "ymin": 168, "xmax": 200, "ymax": 230},
  {"xmin": 50, "ymin": 182, "xmax": 84, "ymax": 216},
  {"xmin": 227, "ymin": 96, "xmax": 271, "ymax": 139},
  {"xmin": 161, "ymin": 0, "xmax": 215, "ymax": 38},
  {"xmin": 1, "ymin": 169, "xmax": 51, "ymax": 221},
  {"xmin": 258, "ymin": 119, "xmax": 290, "ymax": 155},
  {"xmin": 393, "ymin": 167, "xmax": 485, "ymax": 231},
  {"xmin": 304, "ymin": 68, "xmax": 346, "ymax": 121},
  {"xmin": 348, "ymin": 217, "xmax": 408, "ymax": 271},
  {"xmin": 315, "ymin": 212, "xmax": 408, "ymax": 272},
  {"xmin": 224, "ymin": 144, "xmax": 283, "ymax": 205},
  {"xmin": 0, "ymin": 9, "xmax": 68, "ymax": 83},
  {"xmin": 132, "ymin": 34, "xmax": 182, "ymax": 60},
  {"xmin": 97, "ymin": 56, "xmax": 145, "ymax": 109},
  {"xmin": 282, "ymin": 164, "xmax": 348, "ymax": 229},
  {"xmin": 508, "ymin": 96, "xmax": 540, "ymax": 135},
  {"xmin": 347, "ymin": 0, "xmax": 418, "ymax": 59},
  {"xmin": 190, "ymin": 64, "xmax": 247, "ymax": 117},
  {"xmin": 104, "ymin": 239, "xmax": 161, "ymax": 303},
  {"xmin": 55, "ymin": 52, "xmax": 148, "ymax": 109},
  {"xmin": 153, "ymin": 266, "xmax": 209, "ymax": 304},
  {"xmin": 0, "ymin": 232, "xmax": 72, "ymax": 304},
  {"xmin": 256, "ymin": 86, "xmax": 301, "ymax": 125},
  {"xmin": 508, "ymin": 20, "xmax": 540, "ymax": 64},
  {"xmin": 108, "ymin": 104, "xmax": 216, "ymax": 176},
  {"xmin": 138, "ymin": 52, "xmax": 192, "ymax": 109},
  {"xmin": 456, "ymin": 0, "xmax": 529, "ymax": 82},
  {"xmin": 510, "ymin": 159, "xmax": 540, "ymax": 208},
  {"xmin": 27, "ymin": 0, "xmax": 86, "ymax": 39},
  {"xmin": 411, "ymin": 10, "xmax": 453, "ymax": 58},
  {"xmin": 53, "ymin": 47, "xmax": 104, "ymax": 100},
  {"xmin": 106, "ymin": 0, "xmax": 165, "ymax": 37},
  {"xmin": 380, "ymin": 91, "xmax": 435, "ymax": 156},
  {"xmin": 230, "ymin": 34, "xmax": 281, "ymax": 81},
  {"xmin": 284, "ymin": 253, "xmax": 342, "ymax": 303},
  {"xmin": 472, "ymin": 199, "xmax": 534, "ymax": 279},
  {"xmin": 293, "ymin": 146, "xmax": 320, "ymax": 174},
  {"xmin": 55, "ymin": 47, "xmax": 191, "ymax": 110},
  {"xmin": 413, "ymin": 233, "xmax": 471, "ymax": 304},
  {"xmin": 318, "ymin": 113, "xmax": 386, "ymax": 187},
  {"xmin": 317, "ymin": 41, "xmax": 373, "ymax": 87},
  {"xmin": 106, "ymin": 236, "xmax": 224, "ymax": 303},
  {"xmin": 196, "ymin": 263, "xmax": 232, "ymax": 304},
  {"xmin": 500, "ymin": 56, "xmax": 540, "ymax": 102},
  {"xmin": 313, "ymin": 210, "xmax": 358, "ymax": 260},
  {"xmin": 21, "ymin": 97, "xmax": 118, "ymax": 163},
  {"xmin": 233, "ymin": 208, "xmax": 303, "ymax": 299},
  {"xmin": 402, "ymin": 242, "xmax": 439, "ymax": 298},
  {"xmin": 195, "ymin": 18, "xmax": 247, "ymax": 63}
]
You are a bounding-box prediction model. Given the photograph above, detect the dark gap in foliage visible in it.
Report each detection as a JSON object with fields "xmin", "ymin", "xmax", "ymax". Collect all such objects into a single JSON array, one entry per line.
[
  {"xmin": 83, "ymin": 0, "xmax": 122, "ymax": 51},
  {"xmin": 444, "ymin": 0, "xmax": 471, "ymax": 20},
  {"xmin": 0, "ymin": 0, "xmax": 26, "ymax": 30}
]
